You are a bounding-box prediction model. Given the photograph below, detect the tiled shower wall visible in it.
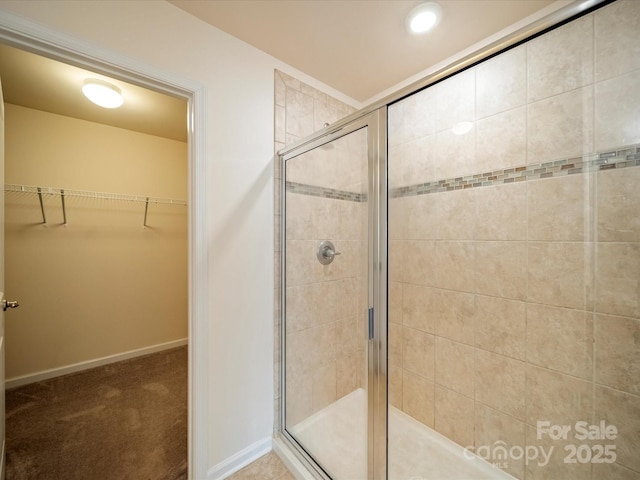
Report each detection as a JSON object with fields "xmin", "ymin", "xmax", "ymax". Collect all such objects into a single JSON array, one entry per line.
[
  {"xmin": 273, "ymin": 71, "xmax": 362, "ymax": 428},
  {"xmin": 388, "ymin": 1, "xmax": 640, "ymax": 479}
]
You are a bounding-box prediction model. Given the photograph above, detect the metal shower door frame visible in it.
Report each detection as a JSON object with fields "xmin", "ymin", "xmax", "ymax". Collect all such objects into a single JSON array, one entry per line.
[{"xmin": 279, "ymin": 106, "xmax": 388, "ymax": 480}]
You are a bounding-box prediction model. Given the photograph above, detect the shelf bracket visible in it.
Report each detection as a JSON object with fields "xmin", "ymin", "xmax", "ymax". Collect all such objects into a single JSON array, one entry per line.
[
  {"xmin": 37, "ymin": 187, "xmax": 47, "ymax": 224},
  {"xmin": 60, "ymin": 189, "xmax": 67, "ymax": 225},
  {"xmin": 143, "ymin": 197, "xmax": 149, "ymax": 227}
]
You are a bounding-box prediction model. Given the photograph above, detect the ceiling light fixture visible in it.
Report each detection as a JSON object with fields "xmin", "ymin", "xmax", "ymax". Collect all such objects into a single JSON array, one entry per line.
[
  {"xmin": 406, "ymin": 2, "xmax": 442, "ymax": 35},
  {"xmin": 82, "ymin": 79, "xmax": 124, "ymax": 109}
]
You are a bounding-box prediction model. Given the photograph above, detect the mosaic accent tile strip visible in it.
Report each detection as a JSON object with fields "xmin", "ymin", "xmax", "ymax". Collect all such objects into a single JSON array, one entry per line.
[
  {"xmin": 285, "ymin": 144, "xmax": 640, "ymax": 202},
  {"xmin": 390, "ymin": 144, "xmax": 640, "ymax": 198},
  {"xmin": 285, "ymin": 181, "xmax": 365, "ymax": 202}
]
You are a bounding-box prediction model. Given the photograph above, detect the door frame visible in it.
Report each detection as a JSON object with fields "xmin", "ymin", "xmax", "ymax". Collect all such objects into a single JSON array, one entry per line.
[
  {"xmin": 278, "ymin": 107, "xmax": 388, "ymax": 480},
  {"xmin": 0, "ymin": 11, "xmax": 209, "ymax": 480}
]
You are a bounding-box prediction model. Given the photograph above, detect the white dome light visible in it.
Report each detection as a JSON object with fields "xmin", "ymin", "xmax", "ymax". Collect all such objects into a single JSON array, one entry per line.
[
  {"xmin": 407, "ymin": 2, "xmax": 442, "ymax": 34},
  {"xmin": 82, "ymin": 79, "xmax": 124, "ymax": 109}
]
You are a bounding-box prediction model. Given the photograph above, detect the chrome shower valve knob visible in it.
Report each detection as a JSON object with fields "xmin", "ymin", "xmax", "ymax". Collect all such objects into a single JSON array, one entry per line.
[{"xmin": 317, "ymin": 240, "xmax": 341, "ymax": 265}]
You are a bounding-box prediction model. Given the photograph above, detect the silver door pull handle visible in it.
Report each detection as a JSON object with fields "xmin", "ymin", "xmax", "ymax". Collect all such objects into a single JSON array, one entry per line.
[{"xmin": 3, "ymin": 299, "xmax": 19, "ymax": 311}]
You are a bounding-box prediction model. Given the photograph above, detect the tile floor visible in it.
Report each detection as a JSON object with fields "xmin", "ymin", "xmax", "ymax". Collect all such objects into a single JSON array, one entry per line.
[{"xmin": 227, "ymin": 452, "xmax": 295, "ymax": 480}]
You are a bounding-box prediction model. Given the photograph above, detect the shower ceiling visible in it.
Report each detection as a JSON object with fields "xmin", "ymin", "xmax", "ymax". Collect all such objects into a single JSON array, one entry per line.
[{"xmin": 168, "ymin": 0, "xmax": 563, "ymax": 103}]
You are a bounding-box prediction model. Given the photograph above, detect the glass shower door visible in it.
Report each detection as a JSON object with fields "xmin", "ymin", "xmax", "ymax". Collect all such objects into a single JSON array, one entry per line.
[{"xmin": 281, "ymin": 109, "xmax": 386, "ymax": 480}]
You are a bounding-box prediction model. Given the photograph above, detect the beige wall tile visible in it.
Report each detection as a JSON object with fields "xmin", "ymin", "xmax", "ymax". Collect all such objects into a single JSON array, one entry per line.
[
  {"xmin": 437, "ymin": 189, "xmax": 477, "ymax": 241},
  {"xmin": 389, "ymin": 196, "xmax": 407, "ymax": 240},
  {"xmin": 595, "ymin": 70, "xmax": 640, "ymax": 151},
  {"xmin": 279, "ymin": 71, "xmax": 301, "ymax": 91},
  {"xmin": 334, "ymin": 277, "xmax": 361, "ymax": 319},
  {"xmin": 313, "ymin": 98, "xmax": 340, "ymax": 132},
  {"xmin": 474, "ymin": 403, "xmax": 526, "ymax": 480},
  {"xmin": 286, "ymin": 323, "xmax": 336, "ymax": 378},
  {"xmin": 475, "ymin": 241, "xmax": 527, "ymax": 300},
  {"xmin": 389, "ymin": 321, "xmax": 403, "ymax": 369},
  {"xmin": 275, "ymin": 71, "xmax": 287, "ymax": 106},
  {"xmin": 389, "ymin": 281, "xmax": 403, "ymax": 325},
  {"xmin": 388, "ymin": 102, "xmax": 404, "ymax": 147},
  {"xmin": 404, "ymin": 193, "xmax": 439, "ymax": 241},
  {"xmin": 476, "ymin": 46, "xmax": 526, "ymax": 120},
  {"xmin": 595, "ymin": 313, "xmax": 640, "ymax": 395},
  {"xmin": 403, "ymin": 370, "xmax": 435, "ymax": 428},
  {"xmin": 524, "ymin": 425, "xmax": 592, "ymax": 480},
  {"xmin": 595, "ymin": 386, "xmax": 640, "ymax": 472},
  {"xmin": 595, "ymin": 0, "xmax": 640, "ymax": 82},
  {"xmin": 525, "ymin": 365, "xmax": 593, "ymax": 428},
  {"xmin": 527, "ymin": 15, "xmax": 593, "ymax": 102},
  {"xmin": 285, "ymin": 239, "xmax": 324, "ymax": 286},
  {"xmin": 476, "ymin": 106, "xmax": 527, "ymax": 173},
  {"xmin": 435, "ymin": 289, "xmax": 476, "ymax": 345},
  {"xmin": 434, "ymin": 128, "xmax": 476, "ymax": 180},
  {"xmin": 336, "ymin": 353, "xmax": 357, "ymax": 399},
  {"xmin": 275, "ymin": 105, "xmax": 286, "ymax": 143},
  {"xmin": 285, "ymin": 87, "xmax": 314, "ymax": 138},
  {"xmin": 336, "ymin": 199, "xmax": 364, "ymax": 241},
  {"xmin": 435, "ymin": 386, "xmax": 475, "ymax": 448},
  {"xmin": 402, "ymin": 283, "xmax": 437, "ymax": 334},
  {"xmin": 403, "ymin": 87, "xmax": 436, "ymax": 142},
  {"xmin": 389, "ymin": 365, "xmax": 403, "ymax": 409},
  {"xmin": 336, "ymin": 315, "xmax": 360, "ymax": 355},
  {"xmin": 526, "ymin": 304, "xmax": 593, "ymax": 380},
  {"xmin": 528, "ymin": 242, "xmax": 593, "ymax": 310},
  {"xmin": 592, "ymin": 462, "xmax": 640, "ymax": 480},
  {"xmin": 435, "ymin": 337, "xmax": 475, "ymax": 397},
  {"xmin": 527, "ymin": 174, "xmax": 594, "ymax": 242},
  {"xmin": 597, "ymin": 168, "xmax": 640, "ymax": 242},
  {"xmin": 475, "ymin": 182, "xmax": 527, "ymax": 241},
  {"xmin": 435, "ymin": 241, "xmax": 475, "ymax": 292},
  {"xmin": 475, "ymin": 350, "xmax": 526, "ymax": 420},
  {"xmin": 312, "ymin": 363, "xmax": 336, "ymax": 412},
  {"xmin": 596, "ymin": 242, "xmax": 640, "ymax": 318},
  {"xmin": 402, "ymin": 240, "xmax": 436, "ymax": 286},
  {"xmin": 527, "ymin": 86, "xmax": 594, "ymax": 165},
  {"xmin": 389, "ymin": 239, "xmax": 403, "ymax": 283},
  {"xmin": 402, "ymin": 326, "xmax": 435, "ymax": 379},
  {"xmin": 401, "ymin": 135, "xmax": 438, "ymax": 187},
  {"xmin": 436, "ymin": 69, "xmax": 475, "ymax": 132},
  {"xmin": 476, "ymin": 295, "xmax": 526, "ymax": 360},
  {"xmin": 285, "ymin": 373, "xmax": 312, "ymax": 427},
  {"xmin": 285, "ymin": 282, "xmax": 336, "ymax": 334}
]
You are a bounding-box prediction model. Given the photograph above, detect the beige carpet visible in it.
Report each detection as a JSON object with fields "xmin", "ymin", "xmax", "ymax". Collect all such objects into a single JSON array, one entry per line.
[{"xmin": 6, "ymin": 346, "xmax": 188, "ymax": 480}]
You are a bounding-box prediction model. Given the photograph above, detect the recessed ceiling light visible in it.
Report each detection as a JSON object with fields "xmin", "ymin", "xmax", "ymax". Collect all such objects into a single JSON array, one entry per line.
[
  {"xmin": 406, "ymin": 2, "xmax": 442, "ymax": 35},
  {"xmin": 82, "ymin": 79, "xmax": 124, "ymax": 109}
]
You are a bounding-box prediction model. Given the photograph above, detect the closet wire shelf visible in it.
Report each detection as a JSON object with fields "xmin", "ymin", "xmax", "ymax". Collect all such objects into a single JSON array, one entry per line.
[{"xmin": 4, "ymin": 184, "xmax": 188, "ymax": 226}]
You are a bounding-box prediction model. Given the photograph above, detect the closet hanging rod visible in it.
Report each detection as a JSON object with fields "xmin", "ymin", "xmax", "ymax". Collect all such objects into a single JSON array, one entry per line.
[{"xmin": 4, "ymin": 184, "xmax": 187, "ymax": 206}]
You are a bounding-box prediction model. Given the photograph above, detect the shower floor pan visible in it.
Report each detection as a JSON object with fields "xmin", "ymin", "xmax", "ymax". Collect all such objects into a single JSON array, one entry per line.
[{"xmin": 290, "ymin": 388, "xmax": 515, "ymax": 480}]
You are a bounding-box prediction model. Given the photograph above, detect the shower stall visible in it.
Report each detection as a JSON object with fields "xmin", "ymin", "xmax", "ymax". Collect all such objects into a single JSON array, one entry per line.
[{"xmin": 277, "ymin": 0, "xmax": 640, "ymax": 478}]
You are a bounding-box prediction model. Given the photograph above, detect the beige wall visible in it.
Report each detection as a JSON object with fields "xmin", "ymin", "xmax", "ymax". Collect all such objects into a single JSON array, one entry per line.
[
  {"xmin": 388, "ymin": 2, "xmax": 640, "ymax": 479},
  {"xmin": 4, "ymin": 103, "xmax": 188, "ymax": 380}
]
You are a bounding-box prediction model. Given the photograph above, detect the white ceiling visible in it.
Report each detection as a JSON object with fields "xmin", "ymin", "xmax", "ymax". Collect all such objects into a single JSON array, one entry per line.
[
  {"xmin": 0, "ymin": 43, "xmax": 188, "ymax": 142},
  {"xmin": 168, "ymin": 0, "xmax": 560, "ymax": 103}
]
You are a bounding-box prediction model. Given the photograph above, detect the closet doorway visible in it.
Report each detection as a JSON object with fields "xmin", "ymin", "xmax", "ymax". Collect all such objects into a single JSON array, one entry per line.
[{"xmin": 0, "ymin": 42, "xmax": 190, "ymax": 477}]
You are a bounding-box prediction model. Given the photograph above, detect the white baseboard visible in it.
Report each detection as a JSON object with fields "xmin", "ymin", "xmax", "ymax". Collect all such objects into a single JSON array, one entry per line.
[
  {"xmin": 207, "ymin": 436, "xmax": 272, "ymax": 480},
  {"xmin": 5, "ymin": 338, "xmax": 188, "ymax": 389}
]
